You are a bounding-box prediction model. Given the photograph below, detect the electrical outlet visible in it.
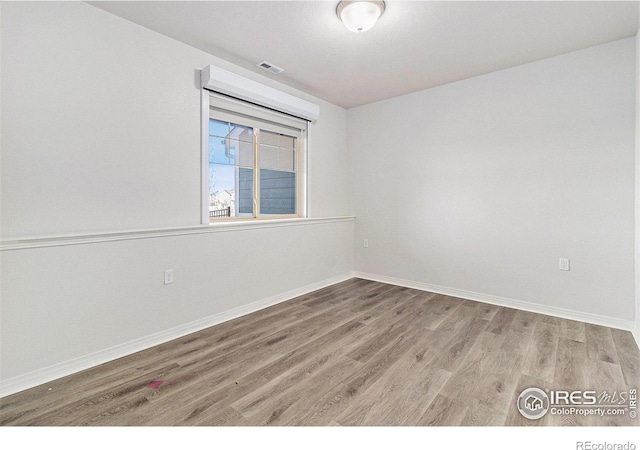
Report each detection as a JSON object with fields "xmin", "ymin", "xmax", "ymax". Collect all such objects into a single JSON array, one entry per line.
[
  {"xmin": 559, "ymin": 258, "xmax": 570, "ymax": 271},
  {"xmin": 363, "ymin": 239, "xmax": 369, "ymax": 248},
  {"xmin": 164, "ymin": 269, "xmax": 174, "ymax": 285}
]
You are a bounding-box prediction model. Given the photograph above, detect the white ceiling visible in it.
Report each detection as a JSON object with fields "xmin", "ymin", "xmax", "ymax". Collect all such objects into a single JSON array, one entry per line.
[{"xmin": 90, "ymin": 1, "xmax": 639, "ymax": 109}]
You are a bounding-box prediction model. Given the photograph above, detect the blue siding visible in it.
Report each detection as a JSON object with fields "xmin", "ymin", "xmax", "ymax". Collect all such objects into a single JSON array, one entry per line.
[
  {"xmin": 260, "ymin": 170, "xmax": 296, "ymax": 215},
  {"xmin": 238, "ymin": 168, "xmax": 254, "ymax": 214},
  {"xmin": 238, "ymin": 170, "xmax": 296, "ymax": 216}
]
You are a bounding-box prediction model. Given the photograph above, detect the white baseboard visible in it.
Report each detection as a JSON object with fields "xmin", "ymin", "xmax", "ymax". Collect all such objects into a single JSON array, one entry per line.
[
  {"xmin": 354, "ymin": 271, "xmax": 635, "ymax": 332},
  {"xmin": 3, "ymin": 271, "xmax": 635, "ymax": 398},
  {"xmin": 0, "ymin": 272, "xmax": 355, "ymax": 398}
]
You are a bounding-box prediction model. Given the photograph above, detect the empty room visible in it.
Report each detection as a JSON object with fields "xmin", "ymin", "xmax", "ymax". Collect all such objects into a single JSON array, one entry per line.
[{"xmin": 1, "ymin": 0, "xmax": 640, "ymax": 440}]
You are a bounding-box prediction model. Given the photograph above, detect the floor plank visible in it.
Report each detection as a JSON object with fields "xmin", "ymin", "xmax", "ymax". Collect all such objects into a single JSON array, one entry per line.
[
  {"xmin": 486, "ymin": 307, "xmax": 517, "ymax": 335},
  {"xmin": 522, "ymin": 321, "xmax": 560, "ymax": 383},
  {"xmin": 585, "ymin": 324, "xmax": 620, "ymax": 365},
  {"xmin": 611, "ymin": 328, "xmax": 640, "ymax": 388}
]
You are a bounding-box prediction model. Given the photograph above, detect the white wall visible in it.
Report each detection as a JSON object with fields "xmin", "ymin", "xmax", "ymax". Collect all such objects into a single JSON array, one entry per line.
[
  {"xmin": 349, "ymin": 38, "xmax": 637, "ymax": 325},
  {"xmin": 1, "ymin": 1, "xmax": 638, "ymax": 396},
  {"xmin": 635, "ymin": 25, "xmax": 640, "ymax": 344},
  {"xmin": 0, "ymin": 2, "xmax": 353, "ymax": 394}
]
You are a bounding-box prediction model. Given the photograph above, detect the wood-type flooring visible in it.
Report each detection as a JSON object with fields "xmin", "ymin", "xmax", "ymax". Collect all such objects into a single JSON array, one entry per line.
[{"xmin": 1, "ymin": 279, "xmax": 639, "ymax": 426}]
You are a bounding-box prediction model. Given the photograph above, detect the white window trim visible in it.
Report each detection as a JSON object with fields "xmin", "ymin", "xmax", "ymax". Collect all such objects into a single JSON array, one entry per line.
[{"xmin": 201, "ymin": 89, "xmax": 211, "ymax": 225}]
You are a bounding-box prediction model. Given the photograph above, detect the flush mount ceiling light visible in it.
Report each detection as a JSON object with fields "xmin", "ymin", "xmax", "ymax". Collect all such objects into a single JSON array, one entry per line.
[{"xmin": 337, "ymin": 1, "xmax": 385, "ymax": 33}]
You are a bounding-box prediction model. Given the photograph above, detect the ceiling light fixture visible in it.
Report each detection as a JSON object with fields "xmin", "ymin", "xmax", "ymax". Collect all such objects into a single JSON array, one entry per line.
[{"xmin": 336, "ymin": 1, "xmax": 385, "ymax": 33}]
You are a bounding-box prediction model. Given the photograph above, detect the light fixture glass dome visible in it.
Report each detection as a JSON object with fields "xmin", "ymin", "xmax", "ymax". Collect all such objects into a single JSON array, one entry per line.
[{"xmin": 337, "ymin": 1, "xmax": 385, "ymax": 33}]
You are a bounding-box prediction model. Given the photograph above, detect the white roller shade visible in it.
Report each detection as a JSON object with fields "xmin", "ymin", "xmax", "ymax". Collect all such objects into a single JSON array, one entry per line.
[{"xmin": 201, "ymin": 65, "xmax": 320, "ymax": 123}]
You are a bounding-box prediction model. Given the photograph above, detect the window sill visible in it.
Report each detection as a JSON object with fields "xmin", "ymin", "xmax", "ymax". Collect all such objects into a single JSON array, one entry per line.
[{"xmin": 0, "ymin": 216, "xmax": 356, "ymax": 251}]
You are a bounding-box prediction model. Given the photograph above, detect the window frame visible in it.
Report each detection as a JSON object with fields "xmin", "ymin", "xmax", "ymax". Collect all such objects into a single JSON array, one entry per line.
[{"xmin": 201, "ymin": 91, "xmax": 308, "ymax": 224}]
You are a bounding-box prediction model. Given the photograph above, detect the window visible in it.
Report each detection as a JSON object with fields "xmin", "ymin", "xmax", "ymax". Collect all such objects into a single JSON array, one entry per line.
[{"xmin": 203, "ymin": 93, "xmax": 307, "ymax": 222}]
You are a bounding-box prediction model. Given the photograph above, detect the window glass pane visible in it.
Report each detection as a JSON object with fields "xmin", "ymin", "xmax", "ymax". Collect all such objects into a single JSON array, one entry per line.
[
  {"xmin": 209, "ymin": 119, "xmax": 253, "ymax": 166},
  {"xmin": 259, "ymin": 145, "xmax": 295, "ymax": 172},
  {"xmin": 261, "ymin": 130, "xmax": 295, "ymax": 150},
  {"xmin": 260, "ymin": 169, "xmax": 296, "ymax": 215},
  {"xmin": 260, "ymin": 145, "xmax": 296, "ymax": 172},
  {"xmin": 259, "ymin": 144, "xmax": 279, "ymax": 171},
  {"xmin": 260, "ymin": 130, "xmax": 280, "ymax": 147},
  {"xmin": 208, "ymin": 136, "xmax": 231, "ymax": 165},
  {"xmin": 209, "ymin": 120, "xmax": 252, "ymax": 142},
  {"xmin": 259, "ymin": 128, "xmax": 296, "ymax": 173},
  {"xmin": 209, "ymin": 164, "xmax": 253, "ymax": 219},
  {"xmin": 234, "ymin": 139, "xmax": 253, "ymax": 167},
  {"xmin": 278, "ymin": 148, "xmax": 295, "ymax": 172},
  {"xmin": 237, "ymin": 167, "xmax": 254, "ymax": 215},
  {"xmin": 278, "ymin": 135, "xmax": 295, "ymax": 150}
]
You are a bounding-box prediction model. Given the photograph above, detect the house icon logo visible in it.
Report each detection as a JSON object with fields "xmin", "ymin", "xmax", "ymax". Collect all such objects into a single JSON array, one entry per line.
[
  {"xmin": 525, "ymin": 395, "xmax": 543, "ymax": 411},
  {"xmin": 517, "ymin": 387, "xmax": 550, "ymax": 420}
]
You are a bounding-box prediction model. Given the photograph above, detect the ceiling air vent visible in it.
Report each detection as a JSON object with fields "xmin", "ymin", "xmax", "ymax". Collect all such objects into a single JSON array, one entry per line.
[{"xmin": 257, "ymin": 61, "xmax": 284, "ymax": 75}]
